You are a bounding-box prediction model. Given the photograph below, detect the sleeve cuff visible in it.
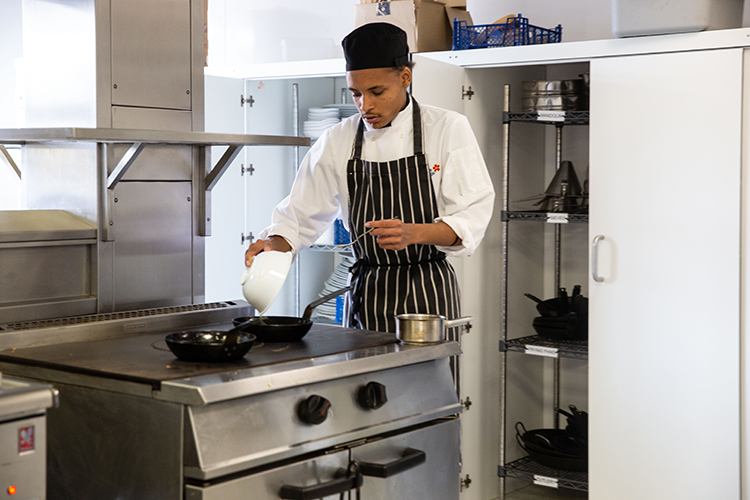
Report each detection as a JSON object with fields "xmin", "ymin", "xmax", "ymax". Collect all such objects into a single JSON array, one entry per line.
[{"xmin": 433, "ymin": 217, "xmax": 475, "ymax": 257}]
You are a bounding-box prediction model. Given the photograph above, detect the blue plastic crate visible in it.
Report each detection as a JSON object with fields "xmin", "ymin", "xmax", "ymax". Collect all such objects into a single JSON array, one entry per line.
[
  {"xmin": 335, "ymin": 295, "xmax": 344, "ymax": 323},
  {"xmin": 452, "ymin": 14, "xmax": 561, "ymax": 50},
  {"xmin": 333, "ymin": 219, "xmax": 350, "ymax": 245}
]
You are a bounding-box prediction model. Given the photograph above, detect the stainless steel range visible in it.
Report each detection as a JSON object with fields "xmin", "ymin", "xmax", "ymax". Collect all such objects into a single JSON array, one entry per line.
[{"xmin": 0, "ymin": 301, "xmax": 462, "ymax": 500}]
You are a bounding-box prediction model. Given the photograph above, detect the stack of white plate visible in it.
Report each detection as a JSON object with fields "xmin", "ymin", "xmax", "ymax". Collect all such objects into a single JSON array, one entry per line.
[
  {"xmin": 303, "ymin": 107, "xmax": 340, "ymax": 139},
  {"xmin": 324, "ymin": 103, "xmax": 359, "ymax": 119},
  {"xmin": 311, "ymin": 255, "xmax": 356, "ymax": 323}
]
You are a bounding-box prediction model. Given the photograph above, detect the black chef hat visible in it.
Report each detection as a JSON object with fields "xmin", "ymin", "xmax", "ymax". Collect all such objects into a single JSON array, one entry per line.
[{"xmin": 342, "ymin": 23, "xmax": 409, "ymax": 71}]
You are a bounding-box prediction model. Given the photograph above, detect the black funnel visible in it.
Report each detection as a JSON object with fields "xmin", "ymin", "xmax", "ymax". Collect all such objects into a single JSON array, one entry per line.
[{"xmin": 545, "ymin": 160, "xmax": 582, "ymax": 196}]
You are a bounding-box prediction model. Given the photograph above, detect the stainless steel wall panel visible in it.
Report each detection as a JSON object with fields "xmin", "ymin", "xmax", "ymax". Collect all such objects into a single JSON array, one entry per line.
[
  {"xmin": 46, "ymin": 383, "xmax": 183, "ymax": 500},
  {"xmin": 112, "ymin": 106, "xmax": 193, "ymax": 132},
  {"xmin": 23, "ymin": 143, "xmax": 99, "ymax": 225},
  {"xmin": 22, "ymin": 0, "xmax": 98, "ymax": 127},
  {"xmin": 110, "ymin": 0, "xmax": 192, "ymax": 110},
  {"xmin": 112, "ymin": 182, "xmax": 193, "ymax": 310},
  {"xmin": 0, "ymin": 243, "xmax": 92, "ymax": 305},
  {"xmin": 108, "ymin": 143, "xmax": 193, "ymax": 181},
  {"xmin": 190, "ymin": 0, "xmax": 205, "ymax": 132},
  {"xmin": 0, "ymin": 298, "xmax": 97, "ymax": 325}
]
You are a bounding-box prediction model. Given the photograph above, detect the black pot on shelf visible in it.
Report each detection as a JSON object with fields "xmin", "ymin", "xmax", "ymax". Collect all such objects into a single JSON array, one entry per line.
[{"xmin": 532, "ymin": 313, "xmax": 588, "ymax": 341}]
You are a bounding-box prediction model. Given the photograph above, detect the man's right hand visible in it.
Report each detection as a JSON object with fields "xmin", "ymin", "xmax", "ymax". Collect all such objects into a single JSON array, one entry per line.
[{"xmin": 244, "ymin": 235, "xmax": 292, "ymax": 267}]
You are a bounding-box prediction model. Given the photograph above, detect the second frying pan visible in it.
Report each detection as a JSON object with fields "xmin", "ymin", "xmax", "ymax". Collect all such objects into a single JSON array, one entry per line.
[{"xmin": 234, "ymin": 286, "xmax": 351, "ymax": 342}]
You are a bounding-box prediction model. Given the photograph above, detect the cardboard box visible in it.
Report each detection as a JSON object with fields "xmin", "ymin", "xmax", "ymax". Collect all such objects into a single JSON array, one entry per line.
[
  {"xmin": 354, "ymin": 0, "xmax": 454, "ymax": 53},
  {"xmin": 446, "ymin": 5, "xmax": 473, "ymax": 31}
]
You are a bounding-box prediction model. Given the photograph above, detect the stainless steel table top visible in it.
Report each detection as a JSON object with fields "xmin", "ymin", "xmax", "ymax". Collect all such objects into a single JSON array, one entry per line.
[
  {"xmin": 0, "ymin": 324, "xmax": 396, "ymax": 388},
  {"xmin": 0, "ymin": 323, "xmax": 460, "ymax": 405}
]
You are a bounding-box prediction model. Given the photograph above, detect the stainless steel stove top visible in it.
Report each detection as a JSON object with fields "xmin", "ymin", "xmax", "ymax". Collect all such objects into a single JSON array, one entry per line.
[{"xmin": 0, "ymin": 301, "xmax": 460, "ymax": 405}]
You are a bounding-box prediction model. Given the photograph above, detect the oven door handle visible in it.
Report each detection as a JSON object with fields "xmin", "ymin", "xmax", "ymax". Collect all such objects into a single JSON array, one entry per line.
[
  {"xmin": 358, "ymin": 447, "xmax": 427, "ymax": 478},
  {"xmin": 279, "ymin": 470, "xmax": 363, "ymax": 500}
]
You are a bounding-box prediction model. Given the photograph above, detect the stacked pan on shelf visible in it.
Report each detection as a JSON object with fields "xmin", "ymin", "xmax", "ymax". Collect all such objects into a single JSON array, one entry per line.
[
  {"xmin": 516, "ymin": 405, "xmax": 588, "ymax": 472},
  {"xmin": 521, "ymin": 76, "xmax": 589, "ymax": 112},
  {"xmin": 525, "ymin": 285, "xmax": 588, "ymax": 341}
]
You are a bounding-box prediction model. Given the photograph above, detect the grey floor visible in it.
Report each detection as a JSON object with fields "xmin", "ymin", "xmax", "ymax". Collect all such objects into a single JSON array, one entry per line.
[{"xmin": 506, "ymin": 484, "xmax": 588, "ymax": 500}]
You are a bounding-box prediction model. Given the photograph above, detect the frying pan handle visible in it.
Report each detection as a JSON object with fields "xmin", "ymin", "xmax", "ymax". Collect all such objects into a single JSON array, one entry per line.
[{"xmin": 302, "ymin": 286, "xmax": 352, "ymax": 321}]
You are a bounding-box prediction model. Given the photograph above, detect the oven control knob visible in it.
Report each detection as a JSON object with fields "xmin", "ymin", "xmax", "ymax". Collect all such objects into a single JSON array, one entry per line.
[
  {"xmin": 297, "ymin": 395, "xmax": 331, "ymax": 425},
  {"xmin": 358, "ymin": 382, "xmax": 388, "ymax": 410}
]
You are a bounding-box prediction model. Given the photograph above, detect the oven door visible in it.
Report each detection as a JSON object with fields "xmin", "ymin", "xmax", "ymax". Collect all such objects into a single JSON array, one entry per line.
[
  {"xmin": 352, "ymin": 418, "xmax": 460, "ymax": 500},
  {"xmin": 184, "ymin": 418, "xmax": 460, "ymax": 500},
  {"xmin": 184, "ymin": 449, "xmax": 353, "ymax": 500}
]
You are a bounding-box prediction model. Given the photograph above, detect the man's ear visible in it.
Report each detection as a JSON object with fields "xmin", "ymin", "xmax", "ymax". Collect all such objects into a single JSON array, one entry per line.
[{"xmin": 401, "ymin": 67, "xmax": 412, "ymax": 88}]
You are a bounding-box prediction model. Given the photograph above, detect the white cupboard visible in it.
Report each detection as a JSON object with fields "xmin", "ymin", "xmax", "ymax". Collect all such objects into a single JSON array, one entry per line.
[{"xmin": 589, "ymin": 48, "xmax": 743, "ymax": 499}]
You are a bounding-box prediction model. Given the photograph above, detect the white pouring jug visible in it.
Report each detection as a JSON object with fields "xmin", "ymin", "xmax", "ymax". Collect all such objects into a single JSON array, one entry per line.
[{"xmin": 240, "ymin": 251, "xmax": 293, "ymax": 315}]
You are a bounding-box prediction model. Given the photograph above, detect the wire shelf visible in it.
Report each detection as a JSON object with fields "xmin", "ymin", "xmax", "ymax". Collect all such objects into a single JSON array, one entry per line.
[
  {"xmin": 503, "ymin": 111, "xmax": 590, "ymax": 125},
  {"xmin": 308, "ymin": 244, "xmax": 353, "ymax": 255},
  {"xmin": 502, "ymin": 211, "xmax": 588, "ymax": 223},
  {"xmin": 503, "ymin": 335, "xmax": 588, "ymax": 360},
  {"xmin": 500, "ymin": 456, "xmax": 588, "ymax": 492}
]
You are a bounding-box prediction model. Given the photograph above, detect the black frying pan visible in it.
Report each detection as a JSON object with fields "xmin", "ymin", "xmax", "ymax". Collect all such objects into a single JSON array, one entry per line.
[
  {"xmin": 234, "ymin": 286, "xmax": 351, "ymax": 342},
  {"xmin": 165, "ymin": 319, "xmax": 256, "ymax": 362}
]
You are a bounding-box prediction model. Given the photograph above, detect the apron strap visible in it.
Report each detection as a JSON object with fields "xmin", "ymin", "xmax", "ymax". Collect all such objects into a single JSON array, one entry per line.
[
  {"xmin": 411, "ymin": 97, "xmax": 424, "ymax": 156},
  {"xmin": 351, "ymin": 118, "xmax": 365, "ymax": 160}
]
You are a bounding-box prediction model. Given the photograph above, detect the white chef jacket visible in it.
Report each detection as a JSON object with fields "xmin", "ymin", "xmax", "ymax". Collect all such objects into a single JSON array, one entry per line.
[{"xmin": 260, "ymin": 96, "xmax": 495, "ymax": 258}]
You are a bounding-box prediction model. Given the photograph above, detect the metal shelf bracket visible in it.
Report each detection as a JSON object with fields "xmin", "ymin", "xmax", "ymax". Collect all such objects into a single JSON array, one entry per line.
[{"xmin": 0, "ymin": 145, "xmax": 21, "ymax": 180}]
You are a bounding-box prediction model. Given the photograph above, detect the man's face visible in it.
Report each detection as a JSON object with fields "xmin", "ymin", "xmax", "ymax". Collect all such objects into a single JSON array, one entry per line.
[{"xmin": 346, "ymin": 67, "xmax": 411, "ymax": 129}]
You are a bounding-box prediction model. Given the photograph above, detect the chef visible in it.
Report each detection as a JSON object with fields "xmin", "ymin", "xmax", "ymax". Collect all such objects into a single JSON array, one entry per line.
[{"xmin": 245, "ymin": 22, "xmax": 494, "ymax": 333}]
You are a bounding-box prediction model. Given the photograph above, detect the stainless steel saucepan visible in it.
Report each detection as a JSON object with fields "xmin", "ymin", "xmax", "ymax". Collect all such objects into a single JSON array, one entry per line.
[{"xmin": 395, "ymin": 314, "xmax": 472, "ymax": 345}]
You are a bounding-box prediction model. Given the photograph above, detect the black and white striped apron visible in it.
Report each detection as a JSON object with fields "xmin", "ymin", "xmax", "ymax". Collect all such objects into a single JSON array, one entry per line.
[{"xmin": 346, "ymin": 97, "xmax": 461, "ymax": 337}]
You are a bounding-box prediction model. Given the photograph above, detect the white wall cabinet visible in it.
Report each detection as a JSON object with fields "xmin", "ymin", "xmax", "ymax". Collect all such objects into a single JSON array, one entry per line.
[
  {"xmin": 588, "ymin": 48, "xmax": 743, "ymax": 499},
  {"xmin": 204, "ymin": 71, "xmax": 349, "ymax": 315}
]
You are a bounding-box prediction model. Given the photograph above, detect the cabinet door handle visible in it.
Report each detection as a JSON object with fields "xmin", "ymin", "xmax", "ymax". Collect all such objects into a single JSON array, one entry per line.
[{"xmin": 592, "ymin": 234, "xmax": 605, "ymax": 283}]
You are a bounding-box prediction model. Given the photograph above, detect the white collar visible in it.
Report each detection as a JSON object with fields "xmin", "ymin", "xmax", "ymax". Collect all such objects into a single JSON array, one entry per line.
[{"xmin": 363, "ymin": 95, "xmax": 413, "ymax": 134}]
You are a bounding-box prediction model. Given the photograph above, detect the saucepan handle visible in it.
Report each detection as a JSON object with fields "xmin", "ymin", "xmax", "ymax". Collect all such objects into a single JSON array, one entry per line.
[{"xmin": 445, "ymin": 316, "xmax": 473, "ymax": 332}]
